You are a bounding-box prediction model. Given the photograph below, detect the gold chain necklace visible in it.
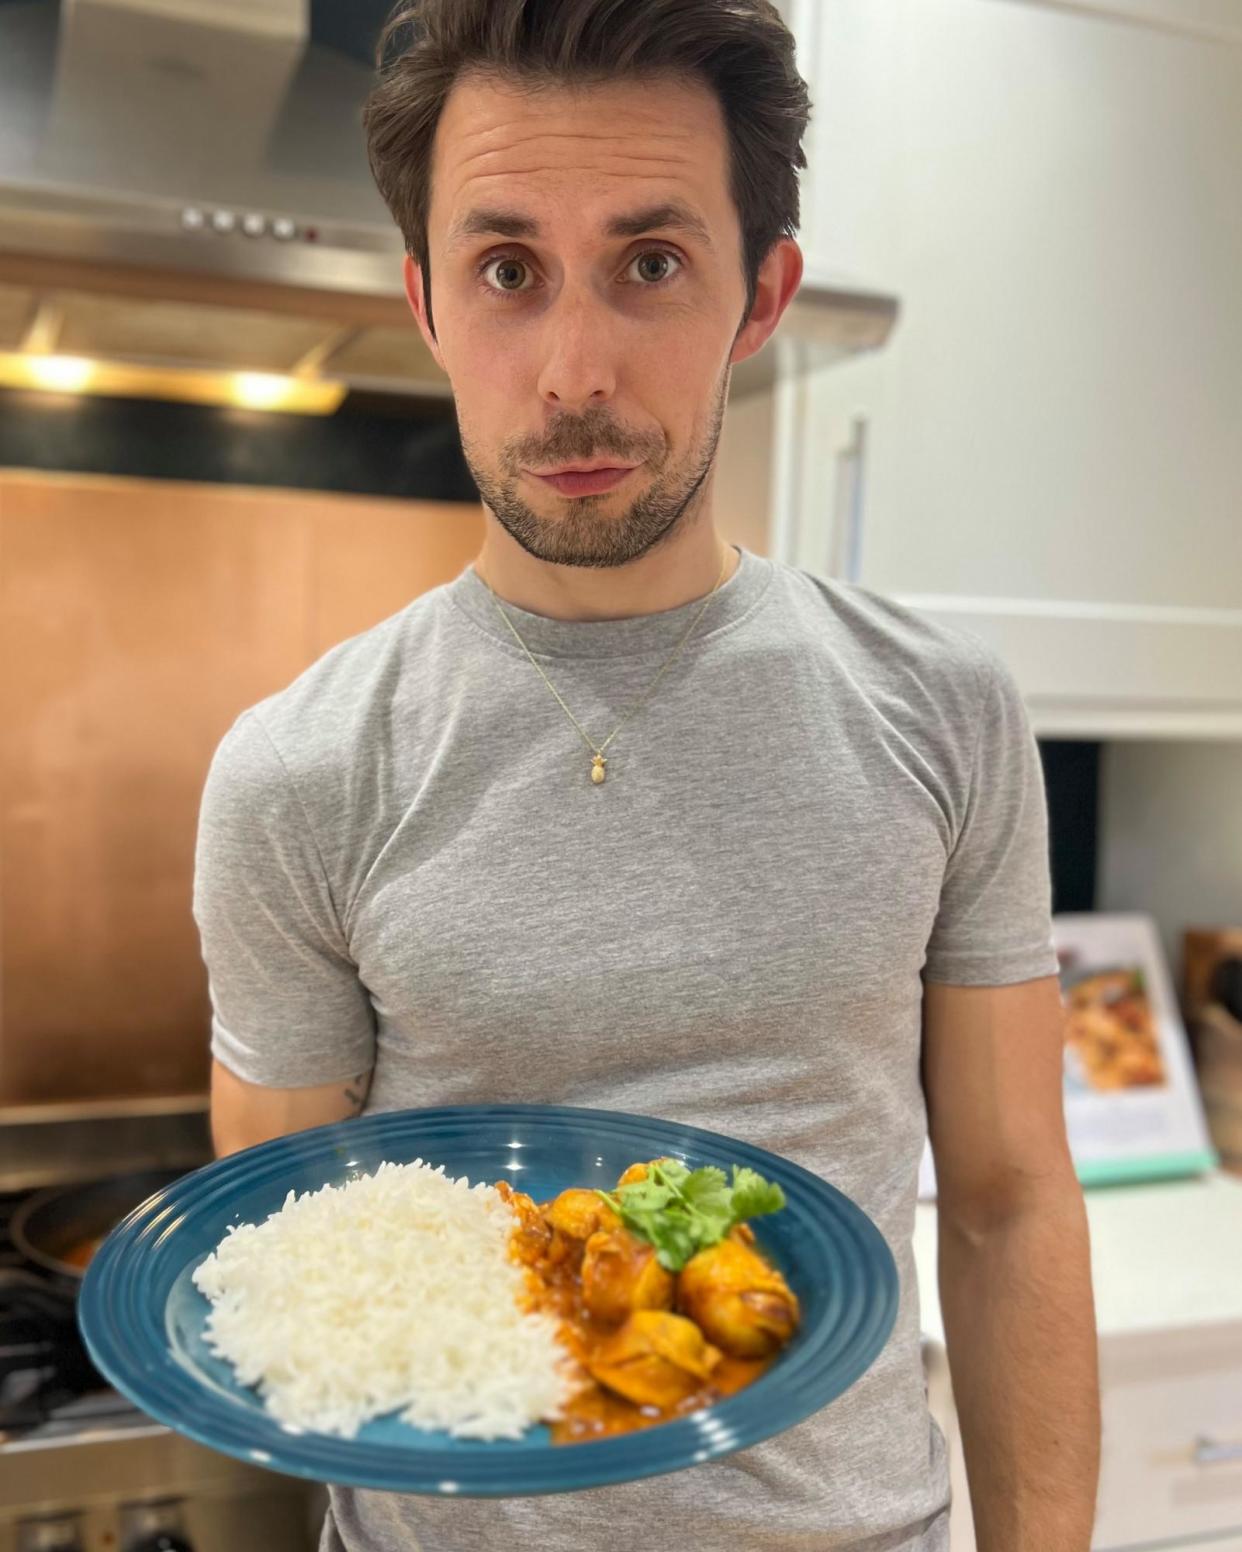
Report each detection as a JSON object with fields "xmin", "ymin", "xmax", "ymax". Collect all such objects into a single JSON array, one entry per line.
[{"xmin": 478, "ymin": 543, "xmax": 733, "ymax": 784}]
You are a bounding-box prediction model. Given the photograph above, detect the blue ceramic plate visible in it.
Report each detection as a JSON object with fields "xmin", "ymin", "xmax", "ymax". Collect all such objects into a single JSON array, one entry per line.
[{"xmin": 78, "ymin": 1104, "xmax": 897, "ymax": 1496}]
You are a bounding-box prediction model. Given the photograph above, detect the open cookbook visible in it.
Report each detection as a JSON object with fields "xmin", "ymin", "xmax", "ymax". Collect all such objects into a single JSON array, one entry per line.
[{"xmin": 919, "ymin": 912, "xmax": 1218, "ymax": 1197}]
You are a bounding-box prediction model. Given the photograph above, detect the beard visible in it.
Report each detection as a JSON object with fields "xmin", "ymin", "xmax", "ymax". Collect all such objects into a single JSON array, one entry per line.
[{"xmin": 454, "ymin": 364, "xmax": 730, "ymax": 571}]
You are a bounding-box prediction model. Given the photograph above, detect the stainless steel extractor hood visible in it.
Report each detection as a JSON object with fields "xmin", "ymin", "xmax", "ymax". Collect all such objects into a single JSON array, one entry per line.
[{"xmin": 0, "ymin": 0, "xmax": 898, "ymax": 401}]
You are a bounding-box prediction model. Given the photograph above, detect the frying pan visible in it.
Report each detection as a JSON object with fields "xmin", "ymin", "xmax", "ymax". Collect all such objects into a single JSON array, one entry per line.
[{"xmin": 10, "ymin": 1168, "xmax": 189, "ymax": 1286}]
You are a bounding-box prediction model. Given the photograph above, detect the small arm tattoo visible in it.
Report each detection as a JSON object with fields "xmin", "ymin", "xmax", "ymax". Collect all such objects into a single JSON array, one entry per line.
[{"xmin": 343, "ymin": 1071, "xmax": 373, "ymax": 1115}]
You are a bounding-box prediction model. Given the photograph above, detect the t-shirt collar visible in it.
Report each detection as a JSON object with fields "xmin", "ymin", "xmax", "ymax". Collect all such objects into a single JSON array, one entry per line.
[{"xmin": 444, "ymin": 543, "xmax": 772, "ymax": 661}]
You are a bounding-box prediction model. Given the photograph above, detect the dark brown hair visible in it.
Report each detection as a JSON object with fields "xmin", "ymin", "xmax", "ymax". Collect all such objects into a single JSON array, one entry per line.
[{"xmin": 362, "ymin": 0, "xmax": 811, "ymax": 340}]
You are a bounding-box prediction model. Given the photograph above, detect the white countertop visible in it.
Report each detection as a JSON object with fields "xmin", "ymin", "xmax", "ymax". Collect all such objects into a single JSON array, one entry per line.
[{"xmin": 913, "ymin": 1169, "xmax": 1242, "ymax": 1344}]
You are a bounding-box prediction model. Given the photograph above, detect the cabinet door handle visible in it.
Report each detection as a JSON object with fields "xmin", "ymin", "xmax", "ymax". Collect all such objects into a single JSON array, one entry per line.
[
  {"xmin": 828, "ymin": 415, "xmax": 868, "ymax": 583},
  {"xmin": 1193, "ymin": 1434, "xmax": 1242, "ymax": 1465}
]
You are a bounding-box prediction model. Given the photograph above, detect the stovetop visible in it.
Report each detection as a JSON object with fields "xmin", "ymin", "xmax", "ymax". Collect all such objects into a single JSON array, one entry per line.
[{"xmin": 0, "ymin": 1188, "xmax": 148, "ymax": 1444}]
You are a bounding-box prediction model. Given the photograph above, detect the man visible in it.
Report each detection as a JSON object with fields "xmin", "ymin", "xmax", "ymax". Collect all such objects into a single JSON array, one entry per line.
[{"xmin": 195, "ymin": 1, "xmax": 1100, "ymax": 1548}]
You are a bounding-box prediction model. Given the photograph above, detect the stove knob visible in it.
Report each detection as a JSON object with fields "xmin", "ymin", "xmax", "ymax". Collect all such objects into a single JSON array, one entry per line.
[{"xmin": 16, "ymin": 1516, "xmax": 84, "ymax": 1552}]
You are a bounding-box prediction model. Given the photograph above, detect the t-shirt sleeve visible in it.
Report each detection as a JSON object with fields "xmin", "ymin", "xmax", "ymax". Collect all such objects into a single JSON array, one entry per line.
[
  {"xmin": 922, "ymin": 645, "xmax": 1060, "ymax": 986},
  {"xmin": 192, "ymin": 709, "xmax": 377, "ymax": 1087}
]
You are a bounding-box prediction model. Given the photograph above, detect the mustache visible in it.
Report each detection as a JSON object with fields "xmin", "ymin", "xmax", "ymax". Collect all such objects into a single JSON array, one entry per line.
[{"xmin": 499, "ymin": 406, "xmax": 664, "ymax": 465}]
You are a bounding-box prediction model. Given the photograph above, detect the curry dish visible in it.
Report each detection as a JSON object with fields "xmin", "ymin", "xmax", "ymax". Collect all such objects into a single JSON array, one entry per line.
[
  {"xmin": 497, "ymin": 1159, "xmax": 800, "ymax": 1444},
  {"xmin": 1064, "ymin": 968, "xmax": 1166, "ymax": 1090}
]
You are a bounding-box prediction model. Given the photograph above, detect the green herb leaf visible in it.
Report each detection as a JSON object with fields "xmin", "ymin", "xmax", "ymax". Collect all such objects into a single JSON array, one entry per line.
[
  {"xmin": 651, "ymin": 1158, "xmax": 691, "ymax": 1189},
  {"xmin": 682, "ymin": 1166, "xmax": 730, "ymax": 1210},
  {"xmin": 612, "ymin": 1179, "xmax": 674, "ymax": 1213},
  {"xmin": 728, "ymin": 1166, "xmax": 786, "ymax": 1224},
  {"xmin": 594, "ymin": 1160, "xmax": 787, "ymax": 1272}
]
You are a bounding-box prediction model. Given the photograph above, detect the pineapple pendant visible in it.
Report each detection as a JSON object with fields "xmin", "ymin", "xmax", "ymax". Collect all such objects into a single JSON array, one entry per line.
[{"xmin": 590, "ymin": 753, "xmax": 608, "ymax": 785}]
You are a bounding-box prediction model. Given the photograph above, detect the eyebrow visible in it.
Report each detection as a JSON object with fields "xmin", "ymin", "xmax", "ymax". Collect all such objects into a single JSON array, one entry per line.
[{"xmin": 443, "ymin": 201, "xmax": 715, "ymax": 255}]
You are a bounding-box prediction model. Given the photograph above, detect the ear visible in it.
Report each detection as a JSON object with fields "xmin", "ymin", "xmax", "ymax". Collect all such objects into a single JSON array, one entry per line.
[
  {"xmin": 403, "ymin": 253, "xmax": 446, "ymax": 372},
  {"xmin": 728, "ymin": 238, "xmax": 805, "ymax": 367}
]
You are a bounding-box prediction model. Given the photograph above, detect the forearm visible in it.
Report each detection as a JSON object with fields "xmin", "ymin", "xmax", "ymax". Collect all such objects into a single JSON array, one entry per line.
[
  {"xmin": 939, "ymin": 1176, "xmax": 1100, "ymax": 1551},
  {"xmin": 210, "ymin": 1059, "xmax": 373, "ymax": 1158}
]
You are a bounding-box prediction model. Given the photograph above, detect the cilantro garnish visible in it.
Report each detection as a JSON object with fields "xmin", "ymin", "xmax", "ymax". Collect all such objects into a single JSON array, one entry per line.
[{"xmin": 595, "ymin": 1159, "xmax": 786, "ymax": 1272}]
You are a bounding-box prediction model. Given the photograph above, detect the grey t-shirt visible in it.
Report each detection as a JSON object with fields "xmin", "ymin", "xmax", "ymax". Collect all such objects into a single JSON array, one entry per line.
[{"xmin": 193, "ymin": 544, "xmax": 1058, "ymax": 1552}]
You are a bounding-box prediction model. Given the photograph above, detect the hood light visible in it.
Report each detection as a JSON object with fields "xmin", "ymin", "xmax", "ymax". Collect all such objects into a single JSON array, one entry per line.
[
  {"xmin": 0, "ymin": 352, "xmax": 346, "ymax": 416},
  {"xmin": 27, "ymin": 354, "xmax": 95, "ymax": 393}
]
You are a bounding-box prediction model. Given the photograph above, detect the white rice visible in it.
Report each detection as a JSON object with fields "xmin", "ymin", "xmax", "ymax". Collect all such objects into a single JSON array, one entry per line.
[{"xmin": 191, "ymin": 1158, "xmax": 574, "ymax": 1440}]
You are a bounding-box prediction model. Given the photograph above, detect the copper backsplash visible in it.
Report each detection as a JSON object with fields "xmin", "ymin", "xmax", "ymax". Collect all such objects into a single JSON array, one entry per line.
[{"xmin": 0, "ymin": 469, "xmax": 484, "ymax": 1107}]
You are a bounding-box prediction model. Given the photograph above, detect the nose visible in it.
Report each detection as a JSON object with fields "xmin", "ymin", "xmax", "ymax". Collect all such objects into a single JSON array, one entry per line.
[{"xmin": 535, "ymin": 288, "xmax": 618, "ymax": 412}]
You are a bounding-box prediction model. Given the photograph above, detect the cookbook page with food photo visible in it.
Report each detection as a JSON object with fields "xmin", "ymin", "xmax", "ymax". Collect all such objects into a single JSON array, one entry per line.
[
  {"xmin": 1054, "ymin": 912, "xmax": 1217, "ymax": 1185},
  {"xmin": 919, "ymin": 912, "xmax": 1217, "ymax": 1197}
]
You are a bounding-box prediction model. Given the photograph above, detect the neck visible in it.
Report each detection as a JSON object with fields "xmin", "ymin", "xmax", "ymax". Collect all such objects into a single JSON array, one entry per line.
[{"xmin": 471, "ymin": 522, "xmax": 738, "ymax": 623}]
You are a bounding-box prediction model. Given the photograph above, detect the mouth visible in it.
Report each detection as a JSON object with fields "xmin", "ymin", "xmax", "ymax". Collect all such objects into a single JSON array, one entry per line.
[{"xmin": 526, "ymin": 464, "xmax": 640, "ymax": 497}]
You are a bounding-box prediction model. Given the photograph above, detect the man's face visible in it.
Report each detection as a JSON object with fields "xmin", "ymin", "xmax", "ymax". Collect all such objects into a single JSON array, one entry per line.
[{"xmin": 409, "ymin": 71, "xmax": 756, "ymax": 570}]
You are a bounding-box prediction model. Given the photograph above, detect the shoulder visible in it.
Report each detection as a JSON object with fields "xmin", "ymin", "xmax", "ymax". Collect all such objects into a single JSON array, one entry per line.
[
  {"xmin": 763, "ymin": 565, "xmax": 1035, "ymax": 848},
  {"xmin": 771, "ymin": 562, "xmax": 1005, "ymax": 719}
]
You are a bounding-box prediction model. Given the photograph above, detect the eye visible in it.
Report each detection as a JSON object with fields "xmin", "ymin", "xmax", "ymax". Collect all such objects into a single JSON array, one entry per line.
[
  {"xmin": 481, "ymin": 256, "xmax": 534, "ymax": 294},
  {"xmin": 627, "ymin": 249, "xmax": 683, "ymax": 287}
]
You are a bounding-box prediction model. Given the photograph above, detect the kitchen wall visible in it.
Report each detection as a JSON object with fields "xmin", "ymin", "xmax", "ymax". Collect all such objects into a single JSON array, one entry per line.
[
  {"xmin": 0, "ymin": 384, "xmax": 487, "ymax": 1104},
  {"xmin": 1099, "ymin": 742, "xmax": 1242, "ymax": 978},
  {"xmin": 0, "ymin": 465, "xmax": 485, "ymax": 1108}
]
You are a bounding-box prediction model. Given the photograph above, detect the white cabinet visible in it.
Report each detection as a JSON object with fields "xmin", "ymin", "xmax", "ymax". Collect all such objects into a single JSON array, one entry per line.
[
  {"xmin": 1022, "ymin": 0, "xmax": 1242, "ymax": 40},
  {"xmin": 926, "ymin": 1322, "xmax": 1242, "ymax": 1550},
  {"xmin": 778, "ymin": 0, "xmax": 1242, "ymax": 737},
  {"xmin": 1094, "ymin": 1324, "xmax": 1242, "ymax": 1550}
]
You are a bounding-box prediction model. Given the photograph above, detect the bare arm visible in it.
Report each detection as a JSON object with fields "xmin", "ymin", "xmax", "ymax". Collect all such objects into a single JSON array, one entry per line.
[
  {"xmin": 923, "ymin": 975, "xmax": 1100, "ymax": 1551},
  {"xmin": 210, "ymin": 1057, "xmax": 374, "ymax": 1159}
]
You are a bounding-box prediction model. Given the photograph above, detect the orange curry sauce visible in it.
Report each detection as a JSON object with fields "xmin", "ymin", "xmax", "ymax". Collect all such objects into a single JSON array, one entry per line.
[
  {"xmin": 496, "ymin": 1179, "xmax": 777, "ymax": 1444},
  {"xmin": 59, "ymin": 1235, "xmax": 105, "ymax": 1272}
]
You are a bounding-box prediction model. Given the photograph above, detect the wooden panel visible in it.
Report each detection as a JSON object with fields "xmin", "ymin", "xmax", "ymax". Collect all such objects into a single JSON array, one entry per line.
[
  {"xmin": 0, "ymin": 470, "xmax": 482, "ymax": 1106},
  {"xmin": 308, "ymin": 494, "xmax": 484, "ymax": 657}
]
